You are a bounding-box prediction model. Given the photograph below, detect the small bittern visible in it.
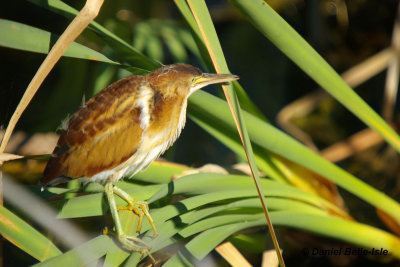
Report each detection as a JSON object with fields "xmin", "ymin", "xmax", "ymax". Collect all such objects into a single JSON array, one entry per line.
[{"xmin": 41, "ymin": 63, "xmax": 239, "ymax": 260}]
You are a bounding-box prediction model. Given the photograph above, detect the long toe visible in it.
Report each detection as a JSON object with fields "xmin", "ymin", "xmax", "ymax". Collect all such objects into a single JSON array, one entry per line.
[
  {"xmin": 118, "ymin": 234, "xmax": 152, "ymax": 251},
  {"xmin": 118, "ymin": 234, "xmax": 155, "ymax": 264}
]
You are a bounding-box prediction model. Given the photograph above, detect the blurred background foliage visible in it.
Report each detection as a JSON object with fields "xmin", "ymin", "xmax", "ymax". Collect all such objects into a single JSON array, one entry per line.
[
  {"xmin": 1, "ymin": 0, "xmax": 400, "ymax": 266},
  {"xmin": 1, "ymin": 0, "xmax": 398, "ymax": 164}
]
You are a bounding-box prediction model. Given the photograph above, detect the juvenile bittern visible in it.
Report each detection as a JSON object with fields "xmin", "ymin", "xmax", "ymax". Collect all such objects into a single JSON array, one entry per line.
[{"xmin": 41, "ymin": 64, "xmax": 239, "ymax": 261}]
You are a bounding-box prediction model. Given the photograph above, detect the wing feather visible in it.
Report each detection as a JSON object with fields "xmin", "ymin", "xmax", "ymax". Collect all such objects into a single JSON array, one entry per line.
[{"xmin": 42, "ymin": 76, "xmax": 148, "ymax": 183}]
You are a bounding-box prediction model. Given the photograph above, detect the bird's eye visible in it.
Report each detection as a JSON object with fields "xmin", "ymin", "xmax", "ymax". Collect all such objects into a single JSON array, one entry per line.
[{"xmin": 191, "ymin": 77, "xmax": 195, "ymax": 83}]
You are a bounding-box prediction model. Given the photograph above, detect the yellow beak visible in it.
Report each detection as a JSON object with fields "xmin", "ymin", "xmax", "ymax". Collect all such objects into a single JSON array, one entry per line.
[{"xmin": 191, "ymin": 73, "xmax": 239, "ymax": 94}]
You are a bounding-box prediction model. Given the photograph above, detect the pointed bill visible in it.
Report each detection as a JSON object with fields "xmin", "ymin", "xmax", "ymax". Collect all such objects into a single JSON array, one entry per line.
[{"xmin": 190, "ymin": 73, "xmax": 239, "ymax": 94}]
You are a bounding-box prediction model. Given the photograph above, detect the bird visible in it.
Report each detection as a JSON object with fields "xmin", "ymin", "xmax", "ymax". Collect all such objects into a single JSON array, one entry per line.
[{"xmin": 41, "ymin": 63, "xmax": 239, "ymax": 261}]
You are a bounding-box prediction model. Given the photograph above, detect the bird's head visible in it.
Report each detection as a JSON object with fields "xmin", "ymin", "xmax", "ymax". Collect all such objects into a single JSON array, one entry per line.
[{"xmin": 147, "ymin": 64, "xmax": 239, "ymax": 98}]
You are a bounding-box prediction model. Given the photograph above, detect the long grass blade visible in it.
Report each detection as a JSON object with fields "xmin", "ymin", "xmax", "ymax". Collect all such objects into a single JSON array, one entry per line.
[
  {"xmin": 0, "ymin": 0, "xmax": 104, "ymax": 153},
  {"xmin": 0, "ymin": 206, "xmax": 61, "ymax": 261},
  {"xmin": 29, "ymin": 0, "xmax": 161, "ymax": 71},
  {"xmin": 33, "ymin": 235, "xmax": 112, "ymax": 267},
  {"xmin": 185, "ymin": 1, "xmax": 284, "ymax": 265},
  {"xmin": 174, "ymin": 0, "xmax": 266, "ymax": 120},
  {"xmin": 0, "ymin": 19, "xmax": 117, "ymax": 64},
  {"xmin": 229, "ymin": 0, "xmax": 400, "ymax": 153},
  {"xmin": 189, "ymin": 91, "xmax": 400, "ymax": 223}
]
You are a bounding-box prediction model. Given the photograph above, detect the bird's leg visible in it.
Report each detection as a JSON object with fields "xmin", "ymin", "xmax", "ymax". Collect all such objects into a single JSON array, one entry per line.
[
  {"xmin": 104, "ymin": 182, "xmax": 155, "ymax": 263},
  {"xmin": 113, "ymin": 184, "xmax": 158, "ymax": 237}
]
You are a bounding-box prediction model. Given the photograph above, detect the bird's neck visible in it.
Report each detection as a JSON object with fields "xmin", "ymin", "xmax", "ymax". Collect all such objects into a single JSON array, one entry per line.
[{"xmin": 144, "ymin": 90, "xmax": 188, "ymax": 148}]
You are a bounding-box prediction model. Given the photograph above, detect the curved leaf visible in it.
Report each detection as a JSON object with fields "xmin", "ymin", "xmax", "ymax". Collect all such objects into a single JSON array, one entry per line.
[
  {"xmin": 229, "ymin": 0, "xmax": 400, "ymax": 153},
  {"xmin": 29, "ymin": 0, "xmax": 161, "ymax": 71},
  {"xmin": 33, "ymin": 235, "xmax": 112, "ymax": 267},
  {"xmin": 0, "ymin": 206, "xmax": 61, "ymax": 262},
  {"xmin": 0, "ymin": 19, "xmax": 117, "ymax": 64},
  {"xmin": 189, "ymin": 90, "xmax": 400, "ymax": 224}
]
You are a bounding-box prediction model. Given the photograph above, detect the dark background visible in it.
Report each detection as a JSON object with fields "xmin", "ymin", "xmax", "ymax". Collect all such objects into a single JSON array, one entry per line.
[
  {"xmin": 1, "ymin": 1, "xmax": 399, "ymax": 266},
  {"xmin": 1, "ymin": 0, "xmax": 397, "ymax": 166}
]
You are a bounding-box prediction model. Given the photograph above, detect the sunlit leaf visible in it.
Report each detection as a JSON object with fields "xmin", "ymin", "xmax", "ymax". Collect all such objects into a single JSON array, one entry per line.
[
  {"xmin": 229, "ymin": 0, "xmax": 400, "ymax": 153},
  {"xmin": 33, "ymin": 235, "xmax": 112, "ymax": 267},
  {"xmin": 0, "ymin": 206, "xmax": 61, "ymax": 261},
  {"xmin": 0, "ymin": 19, "xmax": 117, "ymax": 64}
]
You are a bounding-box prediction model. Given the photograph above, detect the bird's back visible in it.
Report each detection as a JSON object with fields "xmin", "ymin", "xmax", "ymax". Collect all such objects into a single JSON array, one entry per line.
[{"xmin": 42, "ymin": 75, "xmax": 146, "ymax": 184}]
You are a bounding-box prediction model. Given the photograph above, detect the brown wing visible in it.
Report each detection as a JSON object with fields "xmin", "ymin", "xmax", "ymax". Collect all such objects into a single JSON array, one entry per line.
[{"xmin": 42, "ymin": 76, "xmax": 147, "ymax": 184}]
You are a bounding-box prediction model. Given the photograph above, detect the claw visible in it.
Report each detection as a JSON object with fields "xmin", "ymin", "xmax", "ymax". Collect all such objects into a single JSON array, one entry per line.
[
  {"xmin": 118, "ymin": 234, "xmax": 151, "ymax": 250},
  {"xmin": 118, "ymin": 234, "xmax": 155, "ymax": 264},
  {"xmin": 113, "ymin": 187, "xmax": 158, "ymax": 237},
  {"xmin": 105, "ymin": 182, "xmax": 157, "ymax": 264}
]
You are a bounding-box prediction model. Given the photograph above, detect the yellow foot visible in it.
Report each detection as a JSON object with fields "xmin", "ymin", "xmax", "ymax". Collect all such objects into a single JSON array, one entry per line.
[
  {"xmin": 104, "ymin": 182, "xmax": 157, "ymax": 264},
  {"xmin": 117, "ymin": 200, "xmax": 149, "ymax": 233},
  {"xmin": 113, "ymin": 186, "xmax": 158, "ymax": 237}
]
